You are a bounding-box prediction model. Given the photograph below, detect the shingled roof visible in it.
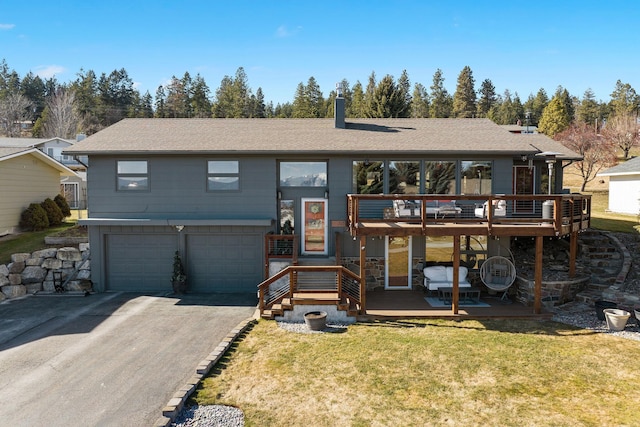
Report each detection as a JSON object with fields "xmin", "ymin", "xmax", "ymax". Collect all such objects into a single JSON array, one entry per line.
[
  {"xmin": 598, "ymin": 156, "xmax": 640, "ymax": 176},
  {"xmin": 64, "ymin": 117, "xmax": 581, "ymax": 159}
]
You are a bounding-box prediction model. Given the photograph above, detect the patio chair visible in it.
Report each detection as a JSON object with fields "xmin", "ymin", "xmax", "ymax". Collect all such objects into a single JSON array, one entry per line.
[{"xmin": 480, "ymin": 256, "xmax": 516, "ymax": 302}]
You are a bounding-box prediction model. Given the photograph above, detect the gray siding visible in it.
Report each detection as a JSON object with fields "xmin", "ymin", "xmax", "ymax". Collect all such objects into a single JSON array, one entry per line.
[{"xmin": 87, "ymin": 155, "xmax": 277, "ymax": 220}]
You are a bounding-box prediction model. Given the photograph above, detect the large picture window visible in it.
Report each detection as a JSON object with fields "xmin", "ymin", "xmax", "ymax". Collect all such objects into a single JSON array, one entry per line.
[
  {"xmin": 279, "ymin": 162, "xmax": 327, "ymax": 187},
  {"xmin": 352, "ymin": 161, "xmax": 383, "ymax": 194},
  {"xmin": 424, "ymin": 161, "xmax": 456, "ymax": 194},
  {"xmin": 461, "ymin": 161, "xmax": 492, "ymax": 195},
  {"xmin": 117, "ymin": 160, "xmax": 148, "ymax": 191},
  {"xmin": 389, "ymin": 161, "xmax": 420, "ymax": 194},
  {"xmin": 208, "ymin": 160, "xmax": 239, "ymax": 191}
]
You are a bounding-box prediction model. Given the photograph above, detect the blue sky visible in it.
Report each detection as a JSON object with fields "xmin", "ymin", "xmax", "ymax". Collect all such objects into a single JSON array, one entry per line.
[{"xmin": 1, "ymin": 1, "xmax": 639, "ymax": 105}]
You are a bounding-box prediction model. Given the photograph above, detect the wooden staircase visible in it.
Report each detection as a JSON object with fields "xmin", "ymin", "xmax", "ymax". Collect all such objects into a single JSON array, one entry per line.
[{"xmin": 261, "ymin": 291, "xmax": 360, "ymax": 320}]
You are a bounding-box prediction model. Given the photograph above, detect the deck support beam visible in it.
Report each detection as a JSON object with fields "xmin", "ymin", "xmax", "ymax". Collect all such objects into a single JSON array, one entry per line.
[
  {"xmin": 569, "ymin": 231, "xmax": 578, "ymax": 277},
  {"xmin": 452, "ymin": 235, "xmax": 460, "ymax": 314},
  {"xmin": 534, "ymin": 235, "xmax": 543, "ymax": 314},
  {"xmin": 359, "ymin": 236, "xmax": 367, "ymax": 314}
]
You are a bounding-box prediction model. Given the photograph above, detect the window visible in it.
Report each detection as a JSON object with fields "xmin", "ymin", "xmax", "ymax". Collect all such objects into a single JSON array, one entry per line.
[
  {"xmin": 461, "ymin": 161, "xmax": 492, "ymax": 195},
  {"xmin": 352, "ymin": 161, "xmax": 383, "ymax": 194},
  {"xmin": 389, "ymin": 161, "xmax": 420, "ymax": 194},
  {"xmin": 117, "ymin": 160, "xmax": 148, "ymax": 191},
  {"xmin": 279, "ymin": 162, "xmax": 327, "ymax": 187},
  {"xmin": 207, "ymin": 160, "xmax": 239, "ymax": 191},
  {"xmin": 424, "ymin": 161, "xmax": 456, "ymax": 194}
]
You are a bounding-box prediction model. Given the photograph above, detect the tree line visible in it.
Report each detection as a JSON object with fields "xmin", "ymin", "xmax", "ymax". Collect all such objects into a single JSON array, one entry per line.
[{"xmin": 0, "ymin": 59, "xmax": 638, "ymax": 157}]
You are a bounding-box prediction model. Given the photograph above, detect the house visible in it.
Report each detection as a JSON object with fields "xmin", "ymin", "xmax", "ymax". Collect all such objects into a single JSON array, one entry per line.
[
  {"xmin": 0, "ymin": 136, "xmax": 88, "ymax": 209},
  {"xmin": 597, "ymin": 156, "xmax": 640, "ymax": 215},
  {"xmin": 0, "ymin": 147, "xmax": 79, "ymax": 236},
  {"xmin": 64, "ymin": 95, "xmax": 589, "ymax": 316}
]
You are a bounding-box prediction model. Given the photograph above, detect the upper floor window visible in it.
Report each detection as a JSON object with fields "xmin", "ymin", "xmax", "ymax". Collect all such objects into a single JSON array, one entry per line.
[
  {"xmin": 461, "ymin": 161, "xmax": 492, "ymax": 195},
  {"xmin": 208, "ymin": 160, "xmax": 239, "ymax": 191},
  {"xmin": 279, "ymin": 162, "xmax": 327, "ymax": 187},
  {"xmin": 352, "ymin": 161, "xmax": 383, "ymax": 194},
  {"xmin": 117, "ymin": 160, "xmax": 148, "ymax": 191},
  {"xmin": 389, "ymin": 161, "xmax": 420, "ymax": 194},
  {"xmin": 425, "ymin": 161, "xmax": 456, "ymax": 194}
]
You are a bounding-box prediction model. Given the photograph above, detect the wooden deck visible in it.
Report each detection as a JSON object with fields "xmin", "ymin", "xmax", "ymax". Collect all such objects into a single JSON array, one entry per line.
[{"xmin": 361, "ymin": 289, "xmax": 553, "ymax": 320}]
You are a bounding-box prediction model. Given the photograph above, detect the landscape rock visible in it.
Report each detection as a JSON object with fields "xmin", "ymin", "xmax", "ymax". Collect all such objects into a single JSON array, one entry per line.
[
  {"xmin": 2, "ymin": 284, "xmax": 26, "ymax": 298},
  {"xmin": 57, "ymin": 247, "xmax": 82, "ymax": 261},
  {"xmin": 9, "ymin": 273, "xmax": 22, "ymax": 285},
  {"xmin": 33, "ymin": 248, "xmax": 58, "ymax": 259},
  {"xmin": 21, "ymin": 266, "xmax": 47, "ymax": 284},
  {"xmin": 10, "ymin": 253, "xmax": 30, "ymax": 263},
  {"xmin": 42, "ymin": 258, "xmax": 63, "ymax": 270},
  {"xmin": 0, "ymin": 275, "xmax": 9, "ymax": 286},
  {"xmin": 9, "ymin": 261, "xmax": 25, "ymax": 274},
  {"xmin": 0, "ymin": 264, "xmax": 8, "ymax": 277}
]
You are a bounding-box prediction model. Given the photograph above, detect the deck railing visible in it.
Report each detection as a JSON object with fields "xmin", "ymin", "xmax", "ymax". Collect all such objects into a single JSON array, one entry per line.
[
  {"xmin": 257, "ymin": 265, "xmax": 362, "ymax": 315},
  {"xmin": 347, "ymin": 193, "xmax": 591, "ymax": 237}
]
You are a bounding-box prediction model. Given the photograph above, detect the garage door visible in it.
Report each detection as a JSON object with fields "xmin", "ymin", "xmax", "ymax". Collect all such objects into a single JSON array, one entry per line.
[
  {"xmin": 187, "ymin": 233, "xmax": 262, "ymax": 293},
  {"xmin": 106, "ymin": 234, "xmax": 177, "ymax": 292}
]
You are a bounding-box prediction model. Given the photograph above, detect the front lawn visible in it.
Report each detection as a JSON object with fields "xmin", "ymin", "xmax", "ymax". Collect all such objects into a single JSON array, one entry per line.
[{"xmin": 192, "ymin": 319, "xmax": 640, "ymax": 426}]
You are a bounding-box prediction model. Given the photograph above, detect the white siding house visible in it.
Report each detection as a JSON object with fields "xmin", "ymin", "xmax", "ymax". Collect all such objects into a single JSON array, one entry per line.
[{"xmin": 598, "ymin": 156, "xmax": 640, "ymax": 215}]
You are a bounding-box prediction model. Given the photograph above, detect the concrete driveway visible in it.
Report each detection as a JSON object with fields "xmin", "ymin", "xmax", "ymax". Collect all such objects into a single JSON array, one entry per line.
[{"xmin": 0, "ymin": 292, "xmax": 257, "ymax": 426}]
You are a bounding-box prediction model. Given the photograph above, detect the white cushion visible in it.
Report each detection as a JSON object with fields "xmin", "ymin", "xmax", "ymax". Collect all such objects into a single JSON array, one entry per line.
[
  {"xmin": 446, "ymin": 266, "xmax": 468, "ymax": 282},
  {"xmin": 423, "ymin": 266, "xmax": 447, "ymax": 282}
]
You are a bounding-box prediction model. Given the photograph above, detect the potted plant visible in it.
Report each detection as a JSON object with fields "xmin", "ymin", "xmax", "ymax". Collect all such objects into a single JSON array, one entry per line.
[{"xmin": 171, "ymin": 250, "xmax": 187, "ymax": 294}]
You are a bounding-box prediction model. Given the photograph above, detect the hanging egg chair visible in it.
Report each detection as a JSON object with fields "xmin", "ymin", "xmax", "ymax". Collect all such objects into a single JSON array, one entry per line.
[{"xmin": 480, "ymin": 256, "xmax": 516, "ymax": 302}]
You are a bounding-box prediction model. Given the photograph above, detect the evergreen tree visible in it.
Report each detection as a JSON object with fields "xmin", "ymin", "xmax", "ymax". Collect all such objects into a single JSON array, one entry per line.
[
  {"xmin": 609, "ymin": 80, "xmax": 639, "ymax": 117},
  {"xmin": 538, "ymin": 95, "xmax": 570, "ymax": 137},
  {"xmin": 96, "ymin": 68, "xmax": 134, "ymax": 126},
  {"xmin": 20, "ymin": 72, "xmax": 46, "ymax": 119},
  {"xmin": 452, "ymin": 66, "xmax": 476, "ymax": 117},
  {"xmin": 476, "ymin": 78, "xmax": 496, "ymax": 118},
  {"xmin": 349, "ymin": 81, "xmax": 366, "ymax": 118},
  {"xmin": 489, "ymin": 89, "xmax": 519, "ymax": 125},
  {"xmin": 251, "ymin": 87, "xmax": 266, "ymax": 118},
  {"xmin": 190, "ymin": 74, "xmax": 212, "ymax": 118},
  {"xmin": 292, "ymin": 77, "xmax": 324, "ymax": 118},
  {"xmin": 71, "ymin": 69, "xmax": 101, "ymax": 133},
  {"xmin": 396, "ymin": 70, "xmax": 412, "ymax": 117},
  {"xmin": 154, "ymin": 85, "xmax": 166, "ymax": 118},
  {"xmin": 429, "ymin": 69, "xmax": 452, "ymax": 118},
  {"xmin": 364, "ymin": 71, "xmax": 377, "ymax": 118},
  {"xmin": 410, "ymin": 83, "xmax": 430, "ymax": 118},
  {"xmin": 213, "ymin": 75, "xmax": 235, "ymax": 118},
  {"xmin": 576, "ymin": 88, "xmax": 601, "ymax": 127}
]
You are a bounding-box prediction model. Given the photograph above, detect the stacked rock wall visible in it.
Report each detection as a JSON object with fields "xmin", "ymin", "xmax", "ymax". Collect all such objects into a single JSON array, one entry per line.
[{"xmin": 0, "ymin": 243, "xmax": 91, "ymax": 300}]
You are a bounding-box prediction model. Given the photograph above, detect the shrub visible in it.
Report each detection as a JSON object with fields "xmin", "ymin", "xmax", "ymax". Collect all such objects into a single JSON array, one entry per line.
[
  {"xmin": 41, "ymin": 198, "xmax": 64, "ymax": 226},
  {"xmin": 54, "ymin": 194, "xmax": 72, "ymax": 217},
  {"xmin": 20, "ymin": 203, "xmax": 50, "ymax": 231}
]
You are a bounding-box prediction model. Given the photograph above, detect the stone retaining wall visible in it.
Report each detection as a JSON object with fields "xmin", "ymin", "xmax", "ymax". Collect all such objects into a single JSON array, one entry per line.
[{"xmin": 0, "ymin": 244, "xmax": 92, "ymax": 301}]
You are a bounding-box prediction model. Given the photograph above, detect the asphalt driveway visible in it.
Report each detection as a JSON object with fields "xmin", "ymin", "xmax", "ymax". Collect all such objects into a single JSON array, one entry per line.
[{"xmin": 0, "ymin": 292, "xmax": 257, "ymax": 426}]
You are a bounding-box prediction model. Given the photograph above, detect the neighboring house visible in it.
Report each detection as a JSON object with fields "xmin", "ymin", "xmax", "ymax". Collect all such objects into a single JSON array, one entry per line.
[
  {"xmin": 597, "ymin": 156, "xmax": 640, "ymax": 215},
  {"xmin": 0, "ymin": 147, "xmax": 79, "ymax": 236},
  {"xmin": 0, "ymin": 137, "xmax": 88, "ymax": 209},
  {"xmin": 64, "ymin": 96, "xmax": 588, "ymax": 315}
]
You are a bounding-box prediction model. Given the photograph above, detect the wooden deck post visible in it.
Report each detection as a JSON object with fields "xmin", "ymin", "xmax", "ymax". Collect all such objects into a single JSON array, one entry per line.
[
  {"xmin": 452, "ymin": 235, "xmax": 460, "ymax": 314},
  {"xmin": 569, "ymin": 231, "xmax": 578, "ymax": 278},
  {"xmin": 359, "ymin": 235, "xmax": 366, "ymax": 314},
  {"xmin": 534, "ymin": 235, "xmax": 543, "ymax": 314}
]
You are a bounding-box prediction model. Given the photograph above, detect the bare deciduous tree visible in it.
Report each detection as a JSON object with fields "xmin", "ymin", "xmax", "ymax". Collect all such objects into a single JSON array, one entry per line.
[
  {"xmin": 0, "ymin": 93, "xmax": 33, "ymax": 137},
  {"xmin": 602, "ymin": 113, "xmax": 640, "ymax": 159},
  {"xmin": 42, "ymin": 88, "xmax": 78, "ymax": 138},
  {"xmin": 556, "ymin": 122, "xmax": 617, "ymax": 191}
]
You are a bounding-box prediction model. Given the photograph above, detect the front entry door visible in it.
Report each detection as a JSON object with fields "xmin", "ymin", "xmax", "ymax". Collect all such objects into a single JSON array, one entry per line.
[
  {"xmin": 385, "ymin": 236, "xmax": 412, "ymax": 289},
  {"xmin": 301, "ymin": 198, "xmax": 328, "ymax": 255}
]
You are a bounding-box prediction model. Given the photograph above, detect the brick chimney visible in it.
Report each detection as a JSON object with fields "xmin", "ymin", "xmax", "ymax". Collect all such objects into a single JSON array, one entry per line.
[{"xmin": 334, "ymin": 82, "xmax": 345, "ymax": 129}]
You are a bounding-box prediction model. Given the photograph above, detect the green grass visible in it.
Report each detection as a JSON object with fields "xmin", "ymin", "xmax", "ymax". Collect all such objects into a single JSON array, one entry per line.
[
  {"xmin": 193, "ymin": 319, "xmax": 640, "ymax": 426},
  {"xmin": 585, "ymin": 191, "xmax": 639, "ymax": 233},
  {"xmin": 0, "ymin": 222, "xmax": 77, "ymax": 265}
]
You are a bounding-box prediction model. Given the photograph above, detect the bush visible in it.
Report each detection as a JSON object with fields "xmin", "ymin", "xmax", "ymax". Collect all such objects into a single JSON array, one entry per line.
[
  {"xmin": 41, "ymin": 198, "xmax": 64, "ymax": 226},
  {"xmin": 20, "ymin": 203, "xmax": 50, "ymax": 231},
  {"xmin": 54, "ymin": 194, "xmax": 72, "ymax": 217}
]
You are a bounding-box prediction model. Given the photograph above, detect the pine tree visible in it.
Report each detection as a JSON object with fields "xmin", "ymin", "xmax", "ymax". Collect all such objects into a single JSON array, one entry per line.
[
  {"xmin": 190, "ymin": 74, "xmax": 212, "ymax": 118},
  {"xmin": 576, "ymin": 88, "xmax": 601, "ymax": 127},
  {"xmin": 429, "ymin": 69, "xmax": 452, "ymax": 118},
  {"xmin": 609, "ymin": 80, "xmax": 639, "ymax": 117},
  {"xmin": 411, "ymin": 83, "xmax": 429, "ymax": 118},
  {"xmin": 476, "ymin": 78, "xmax": 496, "ymax": 118},
  {"xmin": 349, "ymin": 81, "xmax": 366, "ymax": 118},
  {"xmin": 452, "ymin": 66, "xmax": 476, "ymax": 117}
]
